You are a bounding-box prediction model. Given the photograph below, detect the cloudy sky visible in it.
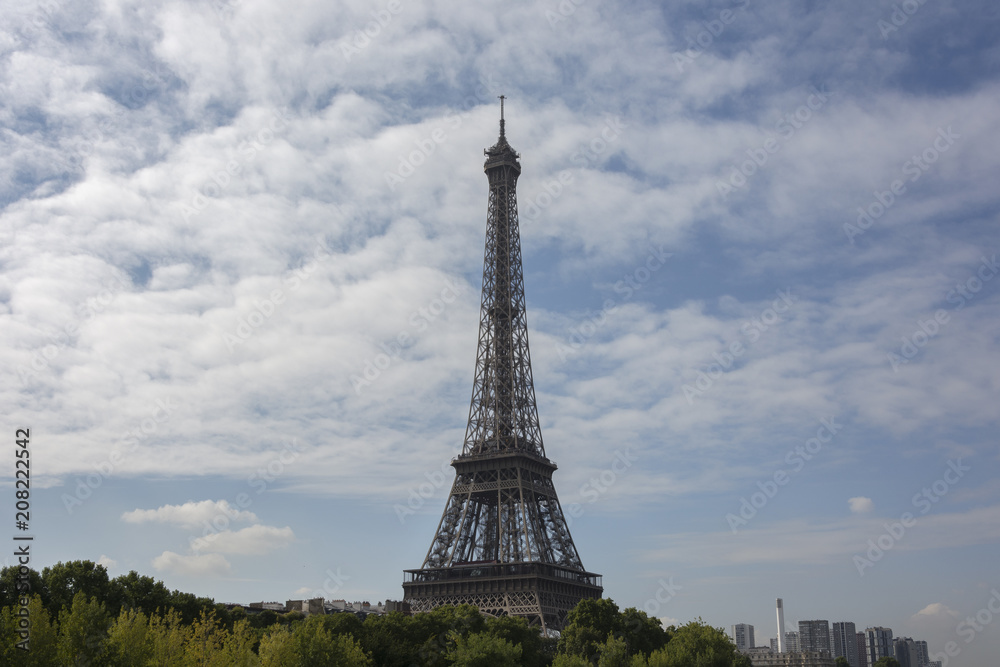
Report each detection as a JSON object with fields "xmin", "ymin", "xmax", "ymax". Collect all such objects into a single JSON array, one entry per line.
[{"xmin": 3, "ymin": 0, "xmax": 999, "ymax": 661}]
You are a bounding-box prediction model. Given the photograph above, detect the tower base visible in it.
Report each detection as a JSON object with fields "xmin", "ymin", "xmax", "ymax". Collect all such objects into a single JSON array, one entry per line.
[{"xmin": 403, "ymin": 562, "xmax": 602, "ymax": 632}]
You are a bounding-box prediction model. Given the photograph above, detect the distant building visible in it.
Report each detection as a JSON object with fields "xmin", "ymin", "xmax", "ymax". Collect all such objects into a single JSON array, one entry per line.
[
  {"xmin": 858, "ymin": 631, "xmax": 871, "ymax": 667},
  {"xmin": 832, "ymin": 622, "xmax": 859, "ymax": 667},
  {"xmin": 784, "ymin": 631, "xmax": 801, "ymax": 652},
  {"xmin": 893, "ymin": 636, "xmax": 928, "ymax": 667},
  {"xmin": 913, "ymin": 639, "xmax": 929, "ymax": 667},
  {"xmin": 285, "ymin": 598, "xmax": 324, "ymax": 616},
  {"xmin": 248, "ymin": 601, "xmax": 286, "ymax": 612},
  {"xmin": 733, "ymin": 624, "xmax": 756, "ymax": 652},
  {"xmin": 863, "ymin": 627, "xmax": 894, "ymax": 664},
  {"xmin": 890, "ymin": 638, "xmax": 905, "ymax": 667},
  {"xmin": 799, "ymin": 620, "xmax": 831, "ymax": 655},
  {"xmin": 322, "ymin": 599, "xmax": 387, "ymax": 616},
  {"xmin": 750, "ymin": 651, "xmax": 836, "ymax": 667},
  {"xmin": 893, "ymin": 637, "xmax": 912, "ymax": 667},
  {"xmin": 384, "ymin": 599, "xmax": 411, "ymax": 613}
]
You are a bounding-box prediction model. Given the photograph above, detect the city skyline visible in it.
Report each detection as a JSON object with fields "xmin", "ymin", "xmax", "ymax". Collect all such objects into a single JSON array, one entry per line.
[{"xmin": 2, "ymin": 1, "xmax": 999, "ymax": 665}]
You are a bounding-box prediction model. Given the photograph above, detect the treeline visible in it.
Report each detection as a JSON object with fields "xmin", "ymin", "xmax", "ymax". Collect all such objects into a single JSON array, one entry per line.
[
  {"xmin": 1, "ymin": 560, "xmax": 220, "ymax": 626},
  {"xmin": 0, "ymin": 560, "xmax": 751, "ymax": 666}
]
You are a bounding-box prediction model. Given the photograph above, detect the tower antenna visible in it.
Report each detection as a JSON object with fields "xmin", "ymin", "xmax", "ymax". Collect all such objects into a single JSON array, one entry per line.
[{"xmin": 498, "ymin": 95, "xmax": 506, "ymax": 138}]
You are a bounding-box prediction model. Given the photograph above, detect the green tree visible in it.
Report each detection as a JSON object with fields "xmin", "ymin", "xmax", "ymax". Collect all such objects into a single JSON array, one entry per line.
[
  {"xmin": 280, "ymin": 610, "xmax": 305, "ymax": 625},
  {"xmin": 360, "ymin": 610, "xmax": 421, "ymax": 667},
  {"xmin": 56, "ymin": 591, "xmax": 110, "ymax": 665},
  {"xmin": 0, "ymin": 566, "xmax": 48, "ymax": 612},
  {"xmin": 230, "ymin": 605, "xmax": 248, "ymax": 627},
  {"xmin": 621, "ymin": 607, "xmax": 671, "ymax": 657},
  {"xmin": 873, "ymin": 658, "xmax": 901, "ymax": 667},
  {"xmin": 42, "ymin": 560, "xmax": 114, "ymax": 616},
  {"xmin": 447, "ymin": 630, "xmax": 522, "ymax": 667},
  {"xmin": 293, "ymin": 614, "xmax": 372, "ymax": 666},
  {"xmin": 103, "ymin": 608, "xmax": 153, "ymax": 666},
  {"xmin": 318, "ymin": 611, "xmax": 364, "ymax": 638},
  {"xmin": 212, "ymin": 602, "xmax": 234, "ymax": 630},
  {"xmin": 0, "ymin": 594, "xmax": 58, "ymax": 666},
  {"xmin": 111, "ymin": 570, "xmax": 172, "ymax": 617},
  {"xmin": 183, "ymin": 609, "xmax": 231, "ymax": 666},
  {"xmin": 553, "ymin": 655, "xmax": 593, "ymax": 667},
  {"xmin": 647, "ymin": 619, "xmax": 751, "ymax": 667},
  {"xmin": 167, "ymin": 589, "xmax": 217, "ymax": 625},
  {"xmin": 484, "ymin": 614, "xmax": 547, "ymax": 667},
  {"xmin": 835, "ymin": 657, "xmax": 850, "ymax": 667},
  {"xmin": 259, "ymin": 625, "xmax": 298, "ymax": 666},
  {"xmin": 411, "ymin": 604, "xmax": 487, "ymax": 667},
  {"xmin": 217, "ymin": 617, "xmax": 259, "ymax": 666},
  {"xmin": 251, "ymin": 609, "xmax": 279, "ymax": 629},
  {"xmin": 558, "ymin": 598, "xmax": 625, "ymax": 661},
  {"xmin": 598, "ymin": 632, "xmax": 633, "ymax": 667},
  {"xmin": 148, "ymin": 608, "xmax": 193, "ymax": 666}
]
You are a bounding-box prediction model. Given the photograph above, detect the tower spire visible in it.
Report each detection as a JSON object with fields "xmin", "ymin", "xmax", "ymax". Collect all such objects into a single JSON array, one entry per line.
[{"xmin": 498, "ymin": 94, "xmax": 505, "ymax": 139}]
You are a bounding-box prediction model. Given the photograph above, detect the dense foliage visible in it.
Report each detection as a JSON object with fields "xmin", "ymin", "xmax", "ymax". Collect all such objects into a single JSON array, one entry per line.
[
  {"xmin": 1, "ymin": 561, "xmax": 750, "ymax": 666},
  {"xmin": 872, "ymin": 659, "xmax": 901, "ymax": 667}
]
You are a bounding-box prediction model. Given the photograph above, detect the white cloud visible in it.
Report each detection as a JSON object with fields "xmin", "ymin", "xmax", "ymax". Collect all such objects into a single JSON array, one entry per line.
[
  {"xmin": 913, "ymin": 602, "xmax": 960, "ymax": 620},
  {"xmin": 122, "ymin": 500, "xmax": 258, "ymax": 529},
  {"xmin": 190, "ymin": 524, "xmax": 294, "ymax": 555},
  {"xmin": 129, "ymin": 504, "xmax": 292, "ymax": 575},
  {"xmin": 848, "ymin": 497, "xmax": 874, "ymax": 514},
  {"xmin": 1, "ymin": 0, "xmax": 999, "ymax": 654},
  {"xmin": 152, "ymin": 551, "xmax": 231, "ymax": 577},
  {"xmin": 97, "ymin": 554, "xmax": 117, "ymax": 570}
]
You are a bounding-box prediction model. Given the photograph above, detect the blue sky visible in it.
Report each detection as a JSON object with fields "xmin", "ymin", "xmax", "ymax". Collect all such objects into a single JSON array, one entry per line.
[{"xmin": 2, "ymin": 0, "xmax": 999, "ymax": 662}]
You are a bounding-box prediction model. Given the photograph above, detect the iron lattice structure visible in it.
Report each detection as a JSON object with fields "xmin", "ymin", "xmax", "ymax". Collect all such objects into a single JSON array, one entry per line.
[{"xmin": 403, "ymin": 99, "xmax": 602, "ymax": 632}]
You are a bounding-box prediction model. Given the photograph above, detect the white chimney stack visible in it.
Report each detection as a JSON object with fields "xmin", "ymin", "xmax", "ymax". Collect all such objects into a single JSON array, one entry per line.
[{"xmin": 776, "ymin": 598, "xmax": 785, "ymax": 653}]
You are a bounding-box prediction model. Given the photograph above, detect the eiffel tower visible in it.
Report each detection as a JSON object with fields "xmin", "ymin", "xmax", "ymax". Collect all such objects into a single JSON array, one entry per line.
[{"xmin": 402, "ymin": 98, "xmax": 603, "ymax": 632}]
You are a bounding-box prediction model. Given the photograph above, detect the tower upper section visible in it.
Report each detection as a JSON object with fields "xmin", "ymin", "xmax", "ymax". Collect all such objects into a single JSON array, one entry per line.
[
  {"xmin": 484, "ymin": 96, "xmax": 521, "ymax": 174},
  {"xmin": 462, "ymin": 99, "xmax": 544, "ymax": 460}
]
